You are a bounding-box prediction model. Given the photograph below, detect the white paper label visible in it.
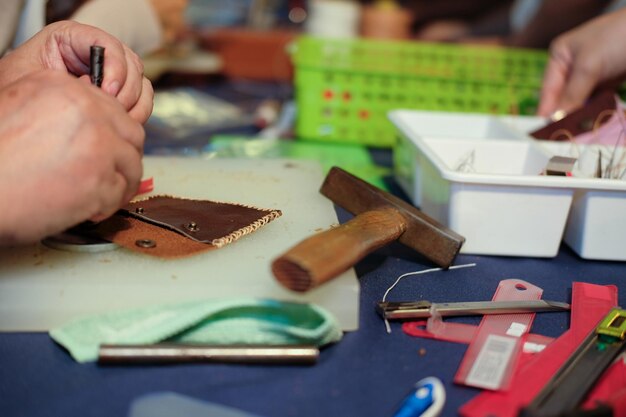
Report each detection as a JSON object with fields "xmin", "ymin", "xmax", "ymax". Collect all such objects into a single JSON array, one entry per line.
[{"xmin": 465, "ymin": 334, "xmax": 517, "ymax": 390}]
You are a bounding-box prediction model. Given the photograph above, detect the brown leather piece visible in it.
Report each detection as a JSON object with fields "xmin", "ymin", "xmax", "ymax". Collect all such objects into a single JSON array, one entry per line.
[
  {"xmin": 93, "ymin": 215, "xmax": 214, "ymax": 259},
  {"xmin": 86, "ymin": 195, "xmax": 282, "ymax": 259},
  {"xmin": 122, "ymin": 195, "xmax": 282, "ymax": 248},
  {"xmin": 531, "ymin": 91, "xmax": 617, "ymax": 141}
]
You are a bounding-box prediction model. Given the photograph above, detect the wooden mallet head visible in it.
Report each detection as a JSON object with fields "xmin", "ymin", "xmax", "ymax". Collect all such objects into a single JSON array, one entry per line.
[{"xmin": 272, "ymin": 167, "xmax": 465, "ymax": 292}]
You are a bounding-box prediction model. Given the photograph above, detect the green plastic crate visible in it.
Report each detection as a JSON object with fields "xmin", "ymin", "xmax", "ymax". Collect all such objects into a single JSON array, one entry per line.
[{"xmin": 292, "ymin": 36, "xmax": 548, "ymax": 147}]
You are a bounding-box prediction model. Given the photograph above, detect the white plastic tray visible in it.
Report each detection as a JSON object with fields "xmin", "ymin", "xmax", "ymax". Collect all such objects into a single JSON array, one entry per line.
[
  {"xmin": 390, "ymin": 110, "xmax": 626, "ymax": 260},
  {"xmin": 538, "ymin": 141, "xmax": 626, "ymax": 261}
]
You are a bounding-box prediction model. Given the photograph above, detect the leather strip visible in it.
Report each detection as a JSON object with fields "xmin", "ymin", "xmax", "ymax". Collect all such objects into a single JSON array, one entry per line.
[
  {"xmin": 87, "ymin": 195, "xmax": 282, "ymax": 259},
  {"xmin": 123, "ymin": 195, "xmax": 282, "ymax": 248},
  {"xmin": 531, "ymin": 91, "xmax": 617, "ymax": 141},
  {"xmin": 92, "ymin": 215, "xmax": 214, "ymax": 259}
]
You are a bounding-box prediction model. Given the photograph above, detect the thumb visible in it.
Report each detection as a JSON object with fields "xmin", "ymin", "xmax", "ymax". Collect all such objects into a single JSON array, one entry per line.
[{"xmin": 556, "ymin": 60, "xmax": 600, "ymax": 114}]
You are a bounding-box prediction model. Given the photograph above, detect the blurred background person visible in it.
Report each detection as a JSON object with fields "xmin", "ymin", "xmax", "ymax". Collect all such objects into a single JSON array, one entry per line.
[
  {"xmin": 1, "ymin": 0, "xmax": 188, "ymax": 57},
  {"xmin": 49, "ymin": 0, "xmax": 188, "ymax": 55},
  {"xmin": 0, "ymin": 0, "xmax": 30, "ymax": 54},
  {"xmin": 406, "ymin": 0, "xmax": 513, "ymax": 43},
  {"xmin": 411, "ymin": 0, "xmax": 626, "ymax": 48},
  {"xmin": 538, "ymin": 7, "xmax": 626, "ymax": 116}
]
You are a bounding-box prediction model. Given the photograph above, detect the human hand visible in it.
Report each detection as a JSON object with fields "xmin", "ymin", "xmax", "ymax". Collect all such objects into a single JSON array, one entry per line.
[
  {"xmin": 0, "ymin": 71, "xmax": 145, "ymax": 245},
  {"xmin": 149, "ymin": 0, "xmax": 189, "ymax": 45},
  {"xmin": 538, "ymin": 8, "xmax": 626, "ymax": 117},
  {"xmin": 0, "ymin": 20, "xmax": 153, "ymax": 123}
]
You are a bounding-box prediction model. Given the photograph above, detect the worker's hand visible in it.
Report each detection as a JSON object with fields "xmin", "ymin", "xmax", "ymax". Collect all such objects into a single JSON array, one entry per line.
[
  {"xmin": 0, "ymin": 20, "xmax": 153, "ymax": 123},
  {"xmin": 538, "ymin": 8, "xmax": 626, "ymax": 117},
  {"xmin": 149, "ymin": 0, "xmax": 189, "ymax": 45},
  {"xmin": 0, "ymin": 71, "xmax": 145, "ymax": 245}
]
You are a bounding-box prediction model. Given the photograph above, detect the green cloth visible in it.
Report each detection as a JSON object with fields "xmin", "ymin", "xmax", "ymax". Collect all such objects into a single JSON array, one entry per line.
[{"xmin": 50, "ymin": 298, "xmax": 342, "ymax": 363}]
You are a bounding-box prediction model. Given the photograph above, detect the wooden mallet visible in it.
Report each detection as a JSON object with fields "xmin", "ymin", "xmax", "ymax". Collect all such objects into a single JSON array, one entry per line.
[{"xmin": 272, "ymin": 167, "xmax": 465, "ymax": 292}]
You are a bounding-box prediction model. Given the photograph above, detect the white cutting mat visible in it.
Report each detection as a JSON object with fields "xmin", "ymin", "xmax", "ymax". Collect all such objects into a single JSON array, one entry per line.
[{"xmin": 0, "ymin": 157, "xmax": 359, "ymax": 331}]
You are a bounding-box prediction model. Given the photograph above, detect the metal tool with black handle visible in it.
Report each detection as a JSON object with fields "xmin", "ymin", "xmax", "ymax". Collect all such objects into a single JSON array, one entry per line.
[
  {"xmin": 519, "ymin": 308, "xmax": 626, "ymax": 417},
  {"xmin": 378, "ymin": 300, "xmax": 571, "ymax": 320}
]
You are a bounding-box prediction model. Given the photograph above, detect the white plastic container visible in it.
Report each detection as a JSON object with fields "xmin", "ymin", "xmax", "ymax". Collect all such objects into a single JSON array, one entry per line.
[
  {"xmin": 538, "ymin": 142, "xmax": 626, "ymax": 261},
  {"xmin": 390, "ymin": 110, "xmax": 575, "ymax": 257},
  {"xmin": 564, "ymin": 190, "xmax": 626, "ymax": 261},
  {"xmin": 391, "ymin": 109, "xmax": 626, "ymax": 260}
]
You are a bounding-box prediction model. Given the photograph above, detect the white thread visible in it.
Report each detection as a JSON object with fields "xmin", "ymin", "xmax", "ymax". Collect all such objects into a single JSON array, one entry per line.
[
  {"xmin": 382, "ymin": 263, "xmax": 477, "ymax": 333},
  {"xmin": 211, "ymin": 210, "xmax": 282, "ymax": 247},
  {"xmin": 454, "ymin": 149, "xmax": 477, "ymax": 173}
]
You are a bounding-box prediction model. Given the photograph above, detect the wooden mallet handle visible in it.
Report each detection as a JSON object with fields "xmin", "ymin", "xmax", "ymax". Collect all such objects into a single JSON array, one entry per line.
[{"xmin": 272, "ymin": 207, "xmax": 406, "ymax": 292}]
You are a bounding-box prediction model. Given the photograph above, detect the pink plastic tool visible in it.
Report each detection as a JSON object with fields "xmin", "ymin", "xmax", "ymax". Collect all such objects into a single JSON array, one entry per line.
[
  {"xmin": 453, "ymin": 279, "xmax": 542, "ymax": 391},
  {"xmin": 402, "ymin": 280, "xmax": 554, "ymax": 349},
  {"xmin": 460, "ymin": 282, "xmax": 618, "ymax": 417}
]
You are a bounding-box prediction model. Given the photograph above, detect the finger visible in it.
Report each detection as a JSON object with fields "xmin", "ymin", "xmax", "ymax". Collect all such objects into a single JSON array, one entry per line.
[
  {"xmin": 79, "ymin": 80, "xmax": 146, "ymax": 153},
  {"xmin": 54, "ymin": 22, "xmax": 129, "ymax": 96},
  {"xmin": 88, "ymin": 171, "xmax": 128, "ymax": 222},
  {"xmin": 127, "ymin": 77, "xmax": 154, "ymax": 124},
  {"xmin": 537, "ymin": 37, "xmax": 576, "ymax": 117},
  {"xmin": 111, "ymin": 110, "xmax": 146, "ymax": 155},
  {"xmin": 538, "ymin": 57, "xmax": 569, "ymax": 116},
  {"xmin": 111, "ymin": 45, "xmax": 145, "ymax": 112},
  {"xmin": 555, "ymin": 58, "xmax": 600, "ymax": 114},
  {"xmin": 89, "ymin": 139, "xmax": 143, "ymax": 221},
  {"xmin": 112, "ymin": 138, "xmax": 144, "ymax": 204},
  {"xmin": 41, "ymin": 22, "xmax": 146, "ymax": 111},
  {"xmin": 77, "ymin": 74, "xmax": 91, "ymax": 84}
]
